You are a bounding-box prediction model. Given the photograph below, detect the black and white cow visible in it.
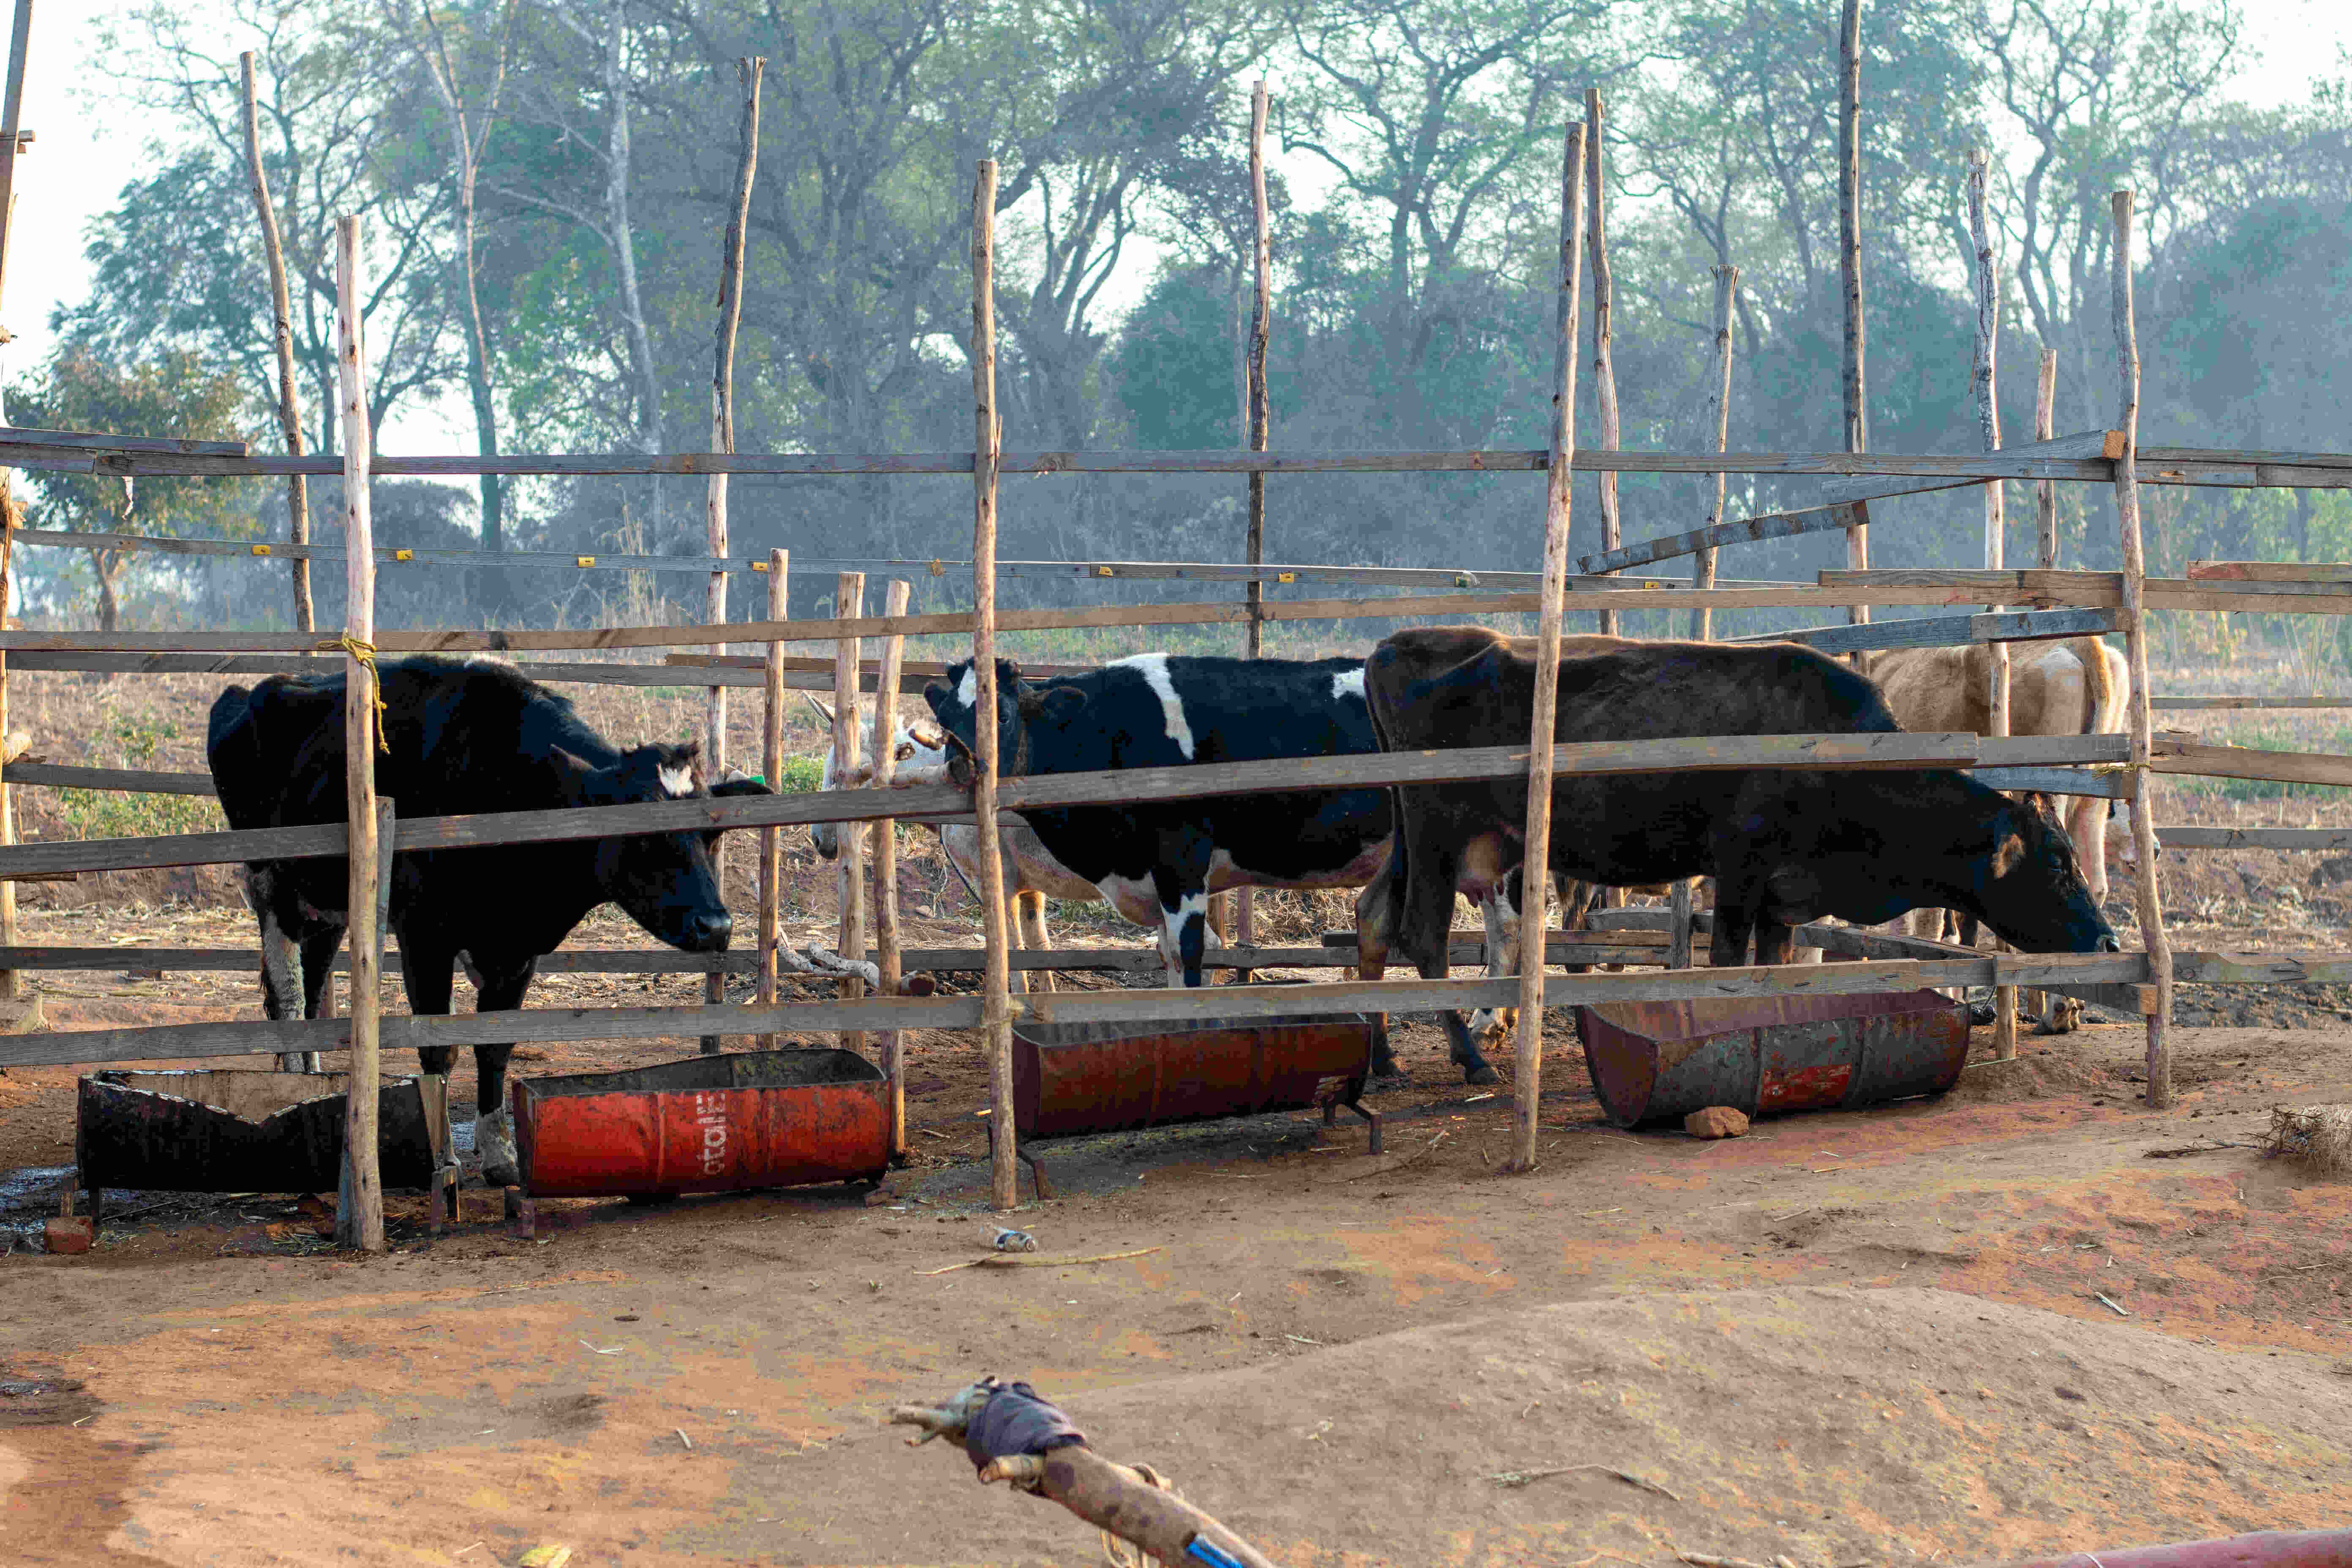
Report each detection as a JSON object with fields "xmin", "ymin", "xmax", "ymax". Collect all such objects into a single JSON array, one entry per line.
[
  {"xmin": 924, "ymin": 652, "xmax": 1394, "ymax": 988},
  {"xmin": 207, "ymin": 656, "xmax": 771, "ymax": 1185}
]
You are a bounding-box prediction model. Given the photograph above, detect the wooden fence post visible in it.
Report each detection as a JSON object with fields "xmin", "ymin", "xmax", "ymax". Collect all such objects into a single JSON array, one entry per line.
[
  {"xmin": 1692, "ymin": 264, "xmax": 1737, "ymax": 639},
  {"xmin": 1231, "ymin": 77, "xmax": 1274, "ymax": 963},
  {"xmin": 2110, "ymin": 190, "xmax": 2173, "ymax": 1109},
  {"xmin": 2036, "ymin": 347, "xmax": 2058, "ymax": 569},
  {"xmin": 333, "ymin": 214, "xmax": 385, "ymax": 1254},
  {"xmin": 832, "ymin": 572, "xmax": 867, "ymax": 1054},
  {"xmin": 757, "ymin": 547, "xmax": 788, "ymax": 1049},
  {"xmin": 871, "ymin": 578, "xmax": 912, "ymax": 1156},
  {"xmin": 702, "ymin": 55, "xmax": 761, "ymax": 1056},
  {"xmin": 239, "ymin": 51, "xmax": 313, "ymax": 635},
  {"xmin": 1838, "ymin": 0, "xmax": 1869, "ymax": 627},
  {"xmin": 972, "ymin": 160, "xmax": 1019, "ymax": 1211},
  {"xmin": 1511, "ymin": 122, "xmax": 1583, "ymax": 1175},
  {"xmin": 1586, "ymin": 88, "xmax": 1620, "ymax": 639},
  {"xmin": 0, "ymin": 0, "xmax": 34, "ymax": 1030},
  {"xmin": 1968, "ymin": 148, "xmax": 2018, "ymax": 1058}
]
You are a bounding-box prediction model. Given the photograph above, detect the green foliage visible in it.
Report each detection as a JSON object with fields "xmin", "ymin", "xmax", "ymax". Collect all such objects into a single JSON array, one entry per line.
[{"xmin": 51, "ymin": 715, "xmax": 224, "ymax": 841}]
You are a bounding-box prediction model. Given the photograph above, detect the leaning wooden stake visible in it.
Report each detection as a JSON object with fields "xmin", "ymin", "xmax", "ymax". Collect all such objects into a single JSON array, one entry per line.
[
  {"xmin": 239, "ymin": 52, "xmax": 313, "ymax": 634},
  {"xmin": 1838, "ymin": 0, "xmax": 1869, "ymax": 626},
  {"xmin": 871, "ymin": 578, "xmax": 912, "ymax": 1156},
  {"xmin": 1586, "ymin": 89, "xmax": 1620, "ymax": 637},
  {"xmin": 1511, "ymin": 123, "xmax": 1584, "ymax": 1175},
  {"xmin": 0, "ymin": 0, "xmax": 32, "ymax": 1029},
  {"xmin": 1692, "ymin": 263, "xmax": 1737, "ymax": 640},
  {"xmin": 757, "ymin": 548, "xmax": 788, "ymax": 1049},
  {"xmin": 702, "ymin": 55, "xmax": 761, "ymax": 1054},
  {"xmin": 833, "ymin": 572, "xmax": 868, "ymax": 1054},
  {"xmin": 1967, "ymin": 148, "xmax": 2017, "ymax": 1057},
  {"xmin": 2110, "ymin": 190, "xmax": 2173, "ymax": 1109},
  {"xmin": 971, "ymin": 160, "xmax": 1018, "ymax": 1210},
  {"xmin": 334, "ymin": 215, "xmax": 385, "ymax": 1254}
]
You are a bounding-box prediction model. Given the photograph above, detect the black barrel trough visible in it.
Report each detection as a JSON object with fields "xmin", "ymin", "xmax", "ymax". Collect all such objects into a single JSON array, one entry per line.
[{"xmin": 1576, "ymin": 990, "xmax": 1970, "ymax": 1127}]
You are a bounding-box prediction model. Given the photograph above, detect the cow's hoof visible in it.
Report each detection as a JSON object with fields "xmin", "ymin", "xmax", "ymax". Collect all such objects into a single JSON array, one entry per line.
[
  {"xmin": 1459, "ymin": 1063, "xmax": 1502, "ymax": 1087},
  {"xmin": 475, "ymin": 1111, "xmax": 520, "ymax": 1188}
]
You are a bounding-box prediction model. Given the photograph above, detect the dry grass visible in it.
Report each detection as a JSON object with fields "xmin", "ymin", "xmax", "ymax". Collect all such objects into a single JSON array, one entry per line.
[{"xmin": 2264, "ymin": 1104, "xmax": 2352, "ymax": 1177}]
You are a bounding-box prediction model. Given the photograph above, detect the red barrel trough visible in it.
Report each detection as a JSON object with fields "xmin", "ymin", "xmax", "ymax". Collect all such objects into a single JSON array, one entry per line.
[
  {"xmin": 1576, "ymin": 989, "xmax": 1969, "ymax": 1127},
  {"xmin": 1013, "ymin": 1011, "xmax": 1380, "ymax": 1141},
  {"xmin": 511, "ymin": 1048, "xmax": 890, "ymax": 1198}
]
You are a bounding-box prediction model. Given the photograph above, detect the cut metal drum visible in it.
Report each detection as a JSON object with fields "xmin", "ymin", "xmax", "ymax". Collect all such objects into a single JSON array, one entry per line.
[
  {"xmin": 510, "ymin": 1048, "xmax": 891, "ymax": 1199},
  {"xmin": 76, "ymin": 1069, "xmax": 449, "ymax": 1222},
  {"xmin": 1576, "ymin": 989, "xmax": 1970, "ymax": 1127}
]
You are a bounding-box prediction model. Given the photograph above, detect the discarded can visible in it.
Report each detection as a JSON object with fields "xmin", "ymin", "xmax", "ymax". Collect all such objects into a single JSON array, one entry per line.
[
  {"xmin": 1576, "ymin": 989, "xmax": 1969, "ymax": 1127},
  {"xmin": 510, "ymin": 1048, "xmax": 890, "ymax": 1199},
  {"xmin": 78, "ymin": 1070, "xmax": 449, "ymax": 1222}
]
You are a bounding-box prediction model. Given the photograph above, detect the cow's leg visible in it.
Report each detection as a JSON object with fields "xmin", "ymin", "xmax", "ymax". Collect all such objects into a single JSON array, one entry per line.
[
  {"xmin": 243, "ymin": 867, "xmax": 318, "ymax": 1071},
  {"xmin": 1149, "ymin": 866, "xmax": 1212, "ymax": 988},
  {"xmin": 1707, "ymin": 898, "xmax": 1756, "ymax": 969},
  {"xmin": 396, "ymin": 939, "xmax": 466, "ymax": 1177},
  {"xmin": 1463, "ymin": 879, "xmax": 1519, "ymax": 1059},
  {"xmin": 1753, "ymin": 916, "xmax": 1799, "ymax": 966},
  {"xmin": 1018, "ymin": 890, "xmax": 1056, "ymax": 994},
  {"xmin": 1401, "ymin": 831, "xmax": 1500, "ymax": 1086},
  {"xmin": 465, "ymin": 960, "xmax": 537, "ymax": 1188}
]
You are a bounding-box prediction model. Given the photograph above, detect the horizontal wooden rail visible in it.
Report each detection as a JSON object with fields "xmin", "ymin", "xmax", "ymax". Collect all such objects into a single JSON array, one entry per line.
[
  {"xmin": 0, "ymin": 952, "xmax": 2147, "ymax": 1069},
  {"xmin": 0, "ymin": 424, "xmax": 248, "ymax": 455},
  {"xmin": 2185, "ymin": 561, "xmax": 2352, "ymax": 581},
  {"xmin": 2151, "ymin": 695, "xmax": 2352, "ymax": 709},
  {"xmin": 2153, "ymin": 739, "xmax": 2352, "ymax": 788},
  {"xmin": 1738, "ymin": 607, "xmax": 2120, "ymax": 656},
  {"xmin": 4, "ymin": 650, "xmax": 780, "ymax": 691},
  {"xmin": 2154, "ymin": 826, "xmax": 2352, "ymax": 849},
  {"xmin": 5, "ymin": 439, "xmax": 2348, "ymax": 485},
  {"xmin": 1825, "ymin": 568, "xmax": 2352, "ymax": 616},
  {"xmin": 3, "ymin": 763, "xmax": 216, "ymax": 795},
  {"xmin": 0, "ymin": 730, "xmax": 2130, "ymax": 880}
]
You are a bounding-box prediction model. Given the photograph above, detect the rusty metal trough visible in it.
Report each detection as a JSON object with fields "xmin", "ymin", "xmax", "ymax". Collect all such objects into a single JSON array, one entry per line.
[
  {"xmin": 1003, "ymin": 1010, "xmax": 1383, "ymax": 1195},
  {"xmin": 76, "ymin": 1069, "xmax": 450, "ymax": 1224},
  {"xmin": 510, "ymin": 1048, "xmax": 892, "ymax": 1200},
  {"xmin": 1576, "ymin": 989, "xmax": 1969, "ymax": 1127}
]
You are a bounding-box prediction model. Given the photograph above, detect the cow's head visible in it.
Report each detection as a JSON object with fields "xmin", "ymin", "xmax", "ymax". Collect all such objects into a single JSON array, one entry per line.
[
  {"xmin": 551, "ymin": 741, "xmax": 770, "ymax": 952},
  {"xmin": 804, "ymin": 696, "xmax": 949, "ymax": 859},
  {"xmin": 1979, "ymin": 793, "xmax": 2122, "ymax": 955},
  {"xmin": 923, "ymin": 658, "xmax": 1085, "ymax": 788}
]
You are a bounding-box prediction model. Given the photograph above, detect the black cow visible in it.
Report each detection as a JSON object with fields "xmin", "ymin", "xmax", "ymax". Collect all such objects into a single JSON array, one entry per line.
[
  {"xmin": 1359, "ymin": 626, "xmax": 2120, "ymax": 1082},
  {"xmin": 207, "ymin": 656, "xmax": 770, "ymax": 1185},
  {"xmin": 923, "ymin": 652, "xmax": 1396, "ymax": 990}
]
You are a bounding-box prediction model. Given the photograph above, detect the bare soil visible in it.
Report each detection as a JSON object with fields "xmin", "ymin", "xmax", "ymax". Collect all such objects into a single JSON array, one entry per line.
[{"xmin": 3, "ymin": 660, "xmax": 2352, "ymax": 1565}]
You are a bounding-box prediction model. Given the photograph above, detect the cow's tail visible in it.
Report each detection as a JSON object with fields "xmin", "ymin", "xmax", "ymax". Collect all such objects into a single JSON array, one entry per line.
[{"xmin": 2077, "ymin": 634, "xmax": 2118, "ymax": 735}]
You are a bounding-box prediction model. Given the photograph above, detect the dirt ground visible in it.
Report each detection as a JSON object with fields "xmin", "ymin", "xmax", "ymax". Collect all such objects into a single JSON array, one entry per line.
[{"xmin": 4, "ymin": 660, "xmax": 2352, "ymax": 1565}]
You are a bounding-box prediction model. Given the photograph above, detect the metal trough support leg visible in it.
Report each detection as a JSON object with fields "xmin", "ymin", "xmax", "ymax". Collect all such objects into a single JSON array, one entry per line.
[
  {"xmin": 1324, "ymin": 1084, "xmax": 1383, "ymax": 1154},
  {"xmin": 986, "ymin": 1120, "xmax": 1052, "ymax": 1203}
]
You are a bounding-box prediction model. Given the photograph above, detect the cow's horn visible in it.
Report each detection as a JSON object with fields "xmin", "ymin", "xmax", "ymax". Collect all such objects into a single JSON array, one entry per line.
[{"xmin": 803, "ymin": 694, "xmax": 837, "ymax": 726}]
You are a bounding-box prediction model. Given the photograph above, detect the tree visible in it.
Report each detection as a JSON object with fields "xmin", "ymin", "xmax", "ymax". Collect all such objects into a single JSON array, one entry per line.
[{"xmin": 6, "ymin": 349, "xmax": 253, "ymax": 629}]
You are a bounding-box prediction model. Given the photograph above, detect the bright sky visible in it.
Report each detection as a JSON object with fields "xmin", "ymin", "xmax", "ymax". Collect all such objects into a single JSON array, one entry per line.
[{"xmin": 1, "ymin": 0, "xmax": 2341, "ymax": 454}]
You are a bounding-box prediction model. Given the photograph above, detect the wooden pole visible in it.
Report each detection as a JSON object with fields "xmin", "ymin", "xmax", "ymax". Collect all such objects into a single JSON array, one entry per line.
[
  {"xmin": 239, "ymin": 52, "xmax": 313, "ymax": 634},
  {"xmin": 2111, "ymin": 190, "xmax": 2172, "ymax": 1109},
  {"xmin": 1586, "ymin": 89, "xmax": 1620, "ymax": 638},
  {"xmin": 1968, "ymin": 148, "xmax": 2017, "ymax": 1058},
  {"xmin": 1510, "ymin": 122, "xmax": 1583, "ymax": 1175},
  {"xmin": 333, "ymin": 215, "xmax": 384, "ymax": 1254},
  {"xmin": 756, "ymin": 547, "xmax": 788, "ymax": 1049},
  {"xmin": 871, "ymin": 577, "xmax": 911, "ymax": 1157},
  {"xmin": 2036, "ymin": 347, "xmax": 2059, "ymax": 569},
  {"xmin": 1233, "ymin": 78, "xmax": 1273, "ymax": 961},
  {"xmin": 702, "ymin": 57, "xmax": 760, "ymax": 1054},
  {"xmin": 972, "ymin": 161, "xmax": 1018, "ymax": 1211},
  {"xmin": 1838, "ymin": 0, "xmax": 1869, "ymax": 626},
  {"xmin": 832, "ymin": 572, "xmax": 867, "ymax": 1053},
  {"xmin": 0, "ymin": 0, "xmax": 33, "ymax": 1029},
  {"xmin": 1692, "ymin": 264, "xmax": 1737, "ymax": 640}
]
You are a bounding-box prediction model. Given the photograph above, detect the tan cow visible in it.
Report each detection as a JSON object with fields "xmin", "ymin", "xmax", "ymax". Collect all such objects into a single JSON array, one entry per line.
[{"xmin": 1864, "ymin": 635, "xmax": 2150, "ymax": 1029}]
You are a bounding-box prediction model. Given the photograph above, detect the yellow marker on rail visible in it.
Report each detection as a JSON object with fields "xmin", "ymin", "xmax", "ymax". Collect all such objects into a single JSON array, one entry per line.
[
  {"xmin": 250, "ymin": 543, "xmax": 272, "ymax": 556},
  {"xmin": 576, "ymin": 556, "xmax": 596, "ymax": 568}
]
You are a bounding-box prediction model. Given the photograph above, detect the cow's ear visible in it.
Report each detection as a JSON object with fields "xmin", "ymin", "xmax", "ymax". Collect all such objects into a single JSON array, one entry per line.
[
  {"xmin": 1990, "ymin": 829, "xmax": 2028, "ymax": 879},
  {"xmin": 546, "ymin": 746, "xmax": 604, "ymax": 801},
  {"xmin": 923, "ymin": 681, "xmax": 954, "ymax": 719}
]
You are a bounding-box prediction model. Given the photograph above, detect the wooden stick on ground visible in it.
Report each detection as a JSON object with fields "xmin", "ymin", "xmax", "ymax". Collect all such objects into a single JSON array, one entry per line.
[
  {"xmin": 1512, "ymin": 122, "xmax": 1584, "ymax": 1174},
  {"xmin": 870, "ymin": 578, "xmax": 911, "ymax": 1154},
  {"xmin": 702, "ymin": 55, "xmax": 761, "ymax": 1055},
  {"xmin": 2111, "ymin": 189, "xmax": 2174, "ymax": 1109},
  {"xmin": 832, "ymin": 572, "xmax": 868, "ymax": 1053},
  {"xmin": 1586, "ymin": 88, "xmax": 1620, "ymax": 637},
  {"xmin": 239, "ymin": 51, "xmax": 313, "ymax": 634},
  {"xmin": 1968, "ymin": 148, "xmax": 2018, "ymax": 1059},
  {"xmin": 757, "ymin": 548, "xmax": 788, "ymax": 1048},
  {"xmin": 333, "ymin": 215, "xmax": 384, "ymax": 1254},
  {"xmin": 971, "ymin": 160, "xmax": 1018, "ymax": 1211},
  {"xmin": 1838, "ymin": 0, "xmax": 1869, "ymax": 627}
]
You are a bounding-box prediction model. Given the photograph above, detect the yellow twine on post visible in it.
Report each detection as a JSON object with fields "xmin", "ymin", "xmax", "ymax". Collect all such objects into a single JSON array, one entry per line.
[{"xmin": 318, "ymin": 635, "xmax": 392, "ymax": 753}]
